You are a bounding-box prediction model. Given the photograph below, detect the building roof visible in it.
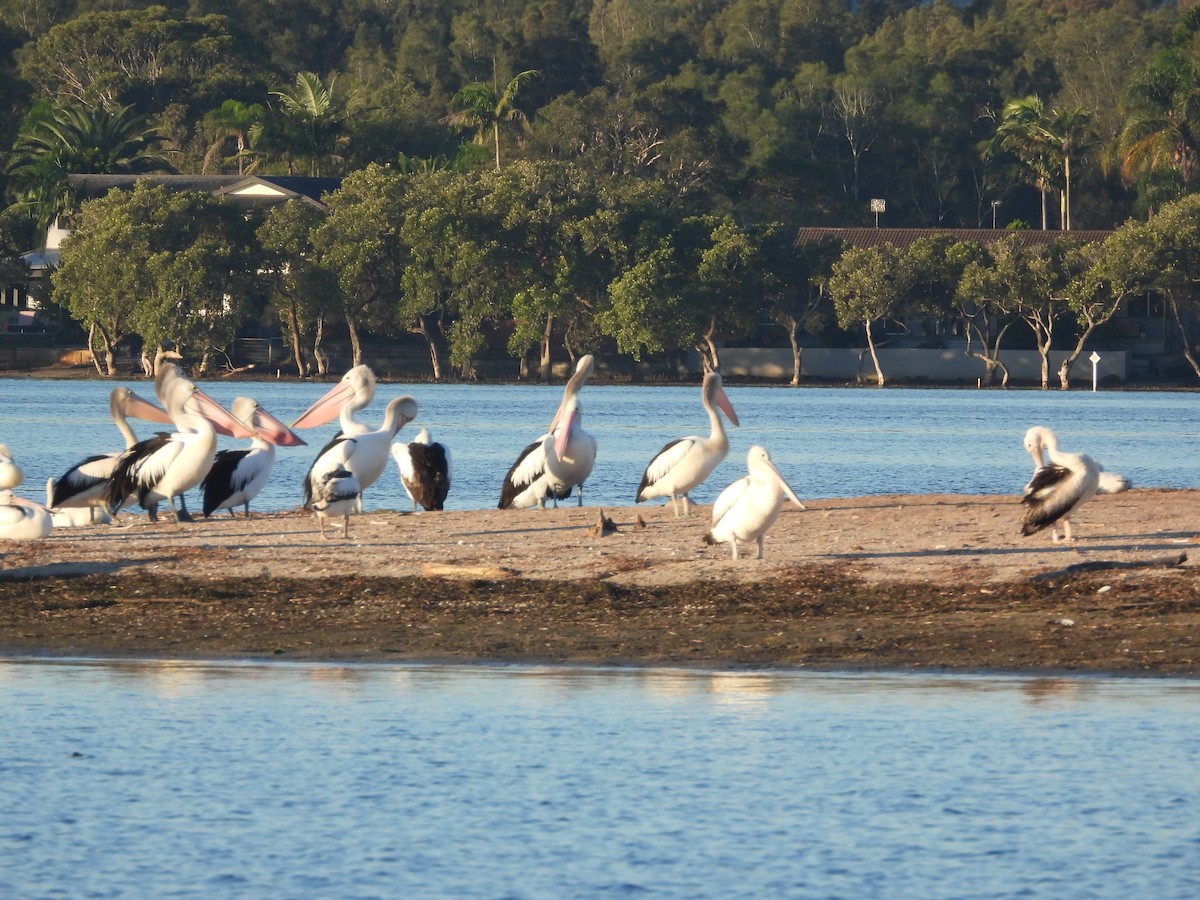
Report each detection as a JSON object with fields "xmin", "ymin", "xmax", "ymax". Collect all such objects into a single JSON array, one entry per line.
[
  {"xmin": 794, "ymin": 227, "xmax": 1114, "ymax": 250},
  {"xmin": 66, "ymin": 174, "xmax": 341, "ymax": 210}
]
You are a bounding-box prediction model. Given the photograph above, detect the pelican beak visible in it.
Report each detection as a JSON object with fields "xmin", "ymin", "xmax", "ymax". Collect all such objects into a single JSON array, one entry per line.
[
  {"xmin": 191, "ymin": 390, "xmax": 255, "ymax": 439},
  {"xmin": 766, "ymin": 458, "xmax": 805, "ymax": 509},
  {"xmin": 124, "ymin": 391, "xmax": 174, "ymax": 425},
  {"xmin": 714, "ymin": 384, "xmax": 739, "ymax": 427},
  {"xmin": 12, "ymin": 495, "xmax": 51, "ymax": 513},
  {"xmin": 291, "ymin": 380, "xmax": 356, "ymax": 429},
  {"xmin": 247, "ymin": 406, "xmax": 307, "ymax": 447}
]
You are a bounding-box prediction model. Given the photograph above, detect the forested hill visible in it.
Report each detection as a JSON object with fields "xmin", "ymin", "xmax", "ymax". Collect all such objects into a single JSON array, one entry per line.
[{"xmin": 0, "ymin": 0, "xmax": 1190, "ymax": 235}]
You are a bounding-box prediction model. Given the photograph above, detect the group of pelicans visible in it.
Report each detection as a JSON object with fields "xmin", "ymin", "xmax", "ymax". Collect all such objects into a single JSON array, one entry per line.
[{"xmin": 0, "ymin": 351, "xmax": 1131, "ymax": 559}]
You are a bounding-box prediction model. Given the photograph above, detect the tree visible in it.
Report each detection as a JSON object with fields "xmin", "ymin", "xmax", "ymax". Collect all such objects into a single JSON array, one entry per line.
[
  {"xmin": 829, "ymin": 243, "xmax": 908, "ymax": 386},
  {"xmin": 956, "ymin": 244, "xmax": 1021, "ymax": 387},
  {"xmin": 52, "ymin": 182, "xmax": 257, "ymax": 375},
  {"xmin": 257, "ymin": 200, "xmax": 337, "ymax": 376},
  {"xmin": 1117, "ymin": 48, "xmax": 1200, "ymax": 210},
  {"xmin": 6, "ymin": 102, "xmax": 174, "ymax": 232},
  {"xmin": 312, "ymin": 164, "xmax": 407, "ymax": 367},
  {"xmin": 764, "ymin": 231, "xmax": 838, "ymax": 386},
  {"xmin": 1132, "ymin": 194, "xmax": 1200, "ymax": 380},
  {"xmin": 445, "ymin": 70, "xmax": 539, "ymax": 170},
  {"xmin": 200, "ymin": 99, "xmax": 266, "ymax": 175},
  {"xmin": 264, "ymin": 72, "xmax": 353, "ymax": 176}
]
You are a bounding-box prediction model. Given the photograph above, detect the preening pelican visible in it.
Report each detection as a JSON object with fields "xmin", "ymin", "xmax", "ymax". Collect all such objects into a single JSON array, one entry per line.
[
  {"xmin": 302, "ymin": 395, "xmax": 419, "ymax": 509},
  {"xmin": 390, "ymin": 428, "xmax": 451, "ymax": 511},
  {"xmin": 1020, "ymin": 426, "xmax": 1101, "ymax": 542},
  {"xmin": 499, "ymin": 354, "xmax": 597, "ymax": 509},
  {"xmin": 704, "ymin": 446, "xmax": 804, "ymax": 560},
  {"xmin": 291, "ymin": 365, "xmax": 377, "ymax": 436},
  {"xmin": 0, "ymin": 447, "xmax": 52, "ymax": 541},
  {"xmin": 48, "ymin": 387, "xmax": 173, "ymax": 521},
  {"xmin": 312, "ymin": 464, "xmax": 360, "ymax": 539},
  {"xmin": 202, "ymin": 398, "xmax": 305, "ymax": 518},
  {"xmin": 636, "ymin": 371, "xmax": 739, "ymax": 516},
  {"xmin": 1024, "ymin": 425, "xmax": 1130, "ymax": 496},
  {"xmin": 105, "ymin": 364, "xmax": 249, "ymax": 522}
]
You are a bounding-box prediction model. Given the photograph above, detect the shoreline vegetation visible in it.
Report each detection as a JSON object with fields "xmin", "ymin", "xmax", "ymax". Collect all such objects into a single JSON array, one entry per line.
[{"xmin": 2, "ymin": 491, "xmax": 1198, "ymax": 676}]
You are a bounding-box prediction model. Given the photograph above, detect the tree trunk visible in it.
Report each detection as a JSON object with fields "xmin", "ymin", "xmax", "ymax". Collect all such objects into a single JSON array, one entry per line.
[
  {"xmin": 539, "ymin": 315, "xmax": 553, "ymax": 382},
  {"xmin": 790, "ymin": 330, "xmax": 802, "ymax": 386},
  {"xmin": 346, "ymin": 317, "xmax": 363, "ymax": 367},
  {"xmin": 93, "ymin": 322, "xmax": 118, "ymax": 377},
  {"xmin": 284, "ymin": 296, "xmax": 307, "ymax": 377},
  {"xmin": 864, "ymin": 318, "xmax": 885, "ymax": 386},
  {"xmin": 1058, "ymin": 323, "xmax": 1099, "ymax": 390},
  {"xmin": 1038, "ymin": 334, "xmax": 1052, "ymax": 389},
  {"xmin": 1168, "ymin": 296, "xmax": 1200, "ymax": 380},
  {"xmin": 87, "ymin": 323, "xmax": 105, "ymax": 375},
  {"xmin": 313, "ymin": 315, "xmax": 329, "ymax": 376}
]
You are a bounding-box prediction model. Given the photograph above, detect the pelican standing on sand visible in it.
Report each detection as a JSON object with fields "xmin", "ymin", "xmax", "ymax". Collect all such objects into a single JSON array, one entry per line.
[
  {"xmin": 105, "ymin": 364, "xmax": 249, "ymax": 522},
  {"xmin": 0, "ymin": 446, "xmax": 52, "ymax": 541},
  {"xmin": 202, "ymin": 398, "xmax": 306, "ymax": 517},
  {"xmin": 1020, "ymin": 426, "xmax": 1102, "ymax": 542},
  {"xmin": 704, "ymin": 446, "xmax": 804, "ymax": 560},
  {"xmin": 636, "ymin": 371, "xmax": 739, "ymax": 516},
  {"xmin": 499, "ymin": 354, "xmax": 597, "ymax": 509},
  {"xmin": 391, "ymin": 428, "xmax": 451, "ymax": 511},
  {"xmin": 312, "ymin": 464, "xmax": 360, "ymax": 539},
  {"xmin": 301, "ymin": 396, "xmax": 419, "ymax": 509},
  {"xmin": 47, "ymin": 387, "xmax": 174, "ymax": 522}
]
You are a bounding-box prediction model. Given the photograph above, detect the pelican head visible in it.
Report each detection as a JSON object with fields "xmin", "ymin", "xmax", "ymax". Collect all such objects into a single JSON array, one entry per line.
[
  {"xmin": 232, "ymin": 397, "xmax": 306, "ymax": 447},
  {"xmin": 291, "ymin": 365, "xmax": 377, "ymax": 429},
  {"xmin": 0, "ymin": 445, "xmax": 23, "ymax": 490},
  {"xmin": 382, "ymin": 396, "xmax": 419, "ymax": 438},
  {"xmin": 704, "ymin": 371, "xmax": 739, "ymax": 427},
  {"xmin": 747, "ymin": 445, "xmax": 803, "ymax": 507}
]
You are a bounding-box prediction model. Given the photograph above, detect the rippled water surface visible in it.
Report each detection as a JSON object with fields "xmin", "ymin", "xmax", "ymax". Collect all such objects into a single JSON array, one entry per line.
[
  {"xmin": 2, "ymin": 660, "xmax": 1198, "ymax": 898},
  {"xmin": 2, "ymin": 378, "xmax": 1198, "ymax": 513}
]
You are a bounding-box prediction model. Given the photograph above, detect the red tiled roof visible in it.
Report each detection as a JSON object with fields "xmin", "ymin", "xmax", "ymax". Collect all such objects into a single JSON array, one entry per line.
[{"xmin": 794, "ymin": 227, "xmax": 1113, "ymax": 249}]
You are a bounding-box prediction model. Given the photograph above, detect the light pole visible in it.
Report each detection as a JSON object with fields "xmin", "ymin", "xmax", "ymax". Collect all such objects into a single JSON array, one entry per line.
[
  {"xmin": 870, "ymin": 198, "xmax": 886, "ymax": 228},
  {"xmin": 991, "ymin": 200, "xmax": 1002, "ymax": 228}
]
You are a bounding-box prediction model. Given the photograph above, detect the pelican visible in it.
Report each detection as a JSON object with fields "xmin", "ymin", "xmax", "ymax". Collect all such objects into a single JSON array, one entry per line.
[
  {"xmin": 48, "ymin": 387, "xmax": 174, "ymax": 521},
  {"xmin": 0, "ymin": 490, "xmax": 52, "ymax": 541},
  {"xmin": 390, "ymin": 428, "xmax": 451, "ymax": 511},
  {"xmin": 1020, "ymin": 426, "xmax": 1101, "ymax": 542},
  {"xmin": 703, "ymin": 446, "xmax": 804, "ymax": 560},
  {"xmin": 312, "ymin": 464, "xmax": 360, "ymax": 539},
  {"xmin": 0, "ymin": 447, "xmax": 52, "ymax": 541},
  {"xmin": 302, "ymin": 396, "xmax": 419, "ymax": 510},
  {"xmin": 636, "ymin": 371, "xmax": 739, "ymax": 516},
  {"xmin": 105, "ymin": 364, "xmax": 250, "ymax": 523},
  {"xmin": 499, "ymin": 354, "xmax": 597, "ymax": 509},
  {"xmin": 1024, "ymin": 425, "xmax": 1130, "ymax": 496},
  {"xmin": 291, "ymin": 365, "xmax": 377, "ymax": 436},
  {"xmin": 202, "ymin": 398, "xmax": 305, "ymax": 518}
]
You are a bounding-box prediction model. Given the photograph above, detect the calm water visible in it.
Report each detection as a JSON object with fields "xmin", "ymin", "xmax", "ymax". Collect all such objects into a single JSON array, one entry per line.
[
  {"xmin": 1, "ymin": 377, "xmax": 1198, "ymax": 513},
  {"xmin": 1, "ymin": 660, "xmax": 1198, "ymax": 899}
]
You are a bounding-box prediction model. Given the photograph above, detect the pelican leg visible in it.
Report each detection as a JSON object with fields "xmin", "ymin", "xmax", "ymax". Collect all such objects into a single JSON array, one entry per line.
[
  {"xmin": 177, "ymin": 494, "xmax": 191, "ymax": 520},
  {"xmin": 1062, "ymin": 518, "xmax": 1074, "ymax": 542},
  {"xmin": 681, "ymin": 495, "xmax": 691, "ymax": 517},
  {"xmin": 730, "ymin": 541, "xmax": 739, "ymax": 561},
  {"xmin": 227, "ymin": 507, "xmax": 238, "ymax": 518},
  {"xmin": 343, "ymin": 514, "xmax": 351, "ymax": 540},
  {"xmin": 576, "ymin": 484, "xmax": 583, "ymax": 507},
  {"xmin": 317, "ymin": 515, "xmax": 328, "ymax": 539},
  {"xmin": 756, "ymin": 537, "xmax": 764, "ymax": 560}
]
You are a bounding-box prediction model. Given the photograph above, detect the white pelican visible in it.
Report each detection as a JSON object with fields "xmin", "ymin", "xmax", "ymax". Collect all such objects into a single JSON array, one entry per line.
[
  {"xmin": 312, "ymin": 463, "xmax": 360, "ymax": 539},
  {"xmin": 0, "ymin": 490, "xmax": 52, "ymax": 541},
  {"xmin": 48, "ymin": 387, "xmax": 173, "ymax": 521},
  {"xmin": 704, "ymin": 446, "xmax": 804, "ymax": 560},
  {"xmin": 302, "ymin": 396, "xmax": 419, "ymax": 510},
  {"xmin": 0, "ymin": 447, "xmax": 52, "ymax": 541},
  {"xmin": 202, "ymin": 397, "xmax": 305, "ymax": 518},
  {"xmin": 105, "ymin": 364, "xmax": 250, "ymax": 522},
  {"xmin": 1020, "ymin": 426, "xmax": 1101, "ymax": 542},
  {"xmin": 636, "ymin": 371, "xmax": 739, "ymax": 516},
  {"xmin": 1023, "ymin": 425, "xmax": 1130, "ymax": 496},
  {"xmin": 390, "ymin": 428, "xmax": 451, "ymax": 511},
  {"xmin": 499, "ymin": 354, "xmax": 597, "ymax": 509},
  {"xmin": 291, "ymin": 364, "xmax": 377, "ymax": 436}
]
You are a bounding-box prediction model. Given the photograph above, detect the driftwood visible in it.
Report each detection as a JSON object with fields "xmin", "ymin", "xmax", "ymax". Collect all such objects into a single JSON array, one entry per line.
[{"xmin": 1031, "ymin": 552, "xmax": 1188, "ymax": 582}]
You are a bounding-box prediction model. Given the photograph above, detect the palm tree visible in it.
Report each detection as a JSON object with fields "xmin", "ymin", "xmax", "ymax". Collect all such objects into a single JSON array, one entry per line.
[
  {"xmin": 6, "ymin": 102, "xmax": 175, "ymax": 232},
  {"xmin": 200, "ymin": 99, "xmax": 266, "ymax": 175},
  {"xmin": 1117, "ymin": 49, "xmax": 1200, "ymax": 209},
  {"xmin": 445, "ymin": 70, "xmax": 539, "ymax": 170},
  {"xmin": 266, "ymin": 72, "xmax": 352, "ymax": 176}
]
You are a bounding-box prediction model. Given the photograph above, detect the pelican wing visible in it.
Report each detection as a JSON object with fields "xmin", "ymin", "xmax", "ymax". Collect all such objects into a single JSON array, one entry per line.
[
  {"xmin": 407, "ymin": 442, "xmax": 451, "ymax": 510},
  {"xmin": 104, "ymin": 433, "xmax": 173, "ymax": 511},
  {"xmin": 390, "ymin": 442, "xmax": 416, "ymax": 483},
  {"xmin": 1021, "ymin": 465, "xmax": 1086, "ymax": 535},
  {"xmin": 499, "ymin": 438, "xmax": 549, "ymax": 509},
  {"xmin": 201, "ymin": 448, "xmax": 252, "ymax": 516},
  {"xmin": 710, "ymin": 476, "xmax": 751, "ymax": 528},
  {"xmin": 51, "ymin": 453, "xmax": 118, "ymax": 506},
  {"xmin": 637, "ymin": 438, "xmax": 697, "ymax": 498},
  {"xmin": 302, "ymin": 433, "xmax": 355, "ymax": 508}
]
